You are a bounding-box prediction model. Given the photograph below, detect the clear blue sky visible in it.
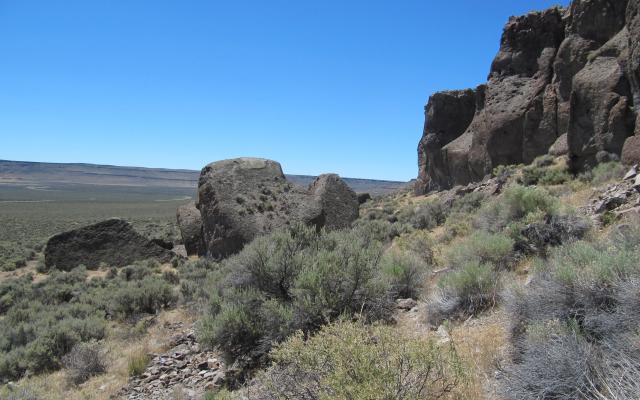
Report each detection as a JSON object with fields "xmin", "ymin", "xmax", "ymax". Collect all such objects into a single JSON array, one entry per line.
[{"xmin": 0, "ymin": 0, "xmax": 568, "ymax": 181}]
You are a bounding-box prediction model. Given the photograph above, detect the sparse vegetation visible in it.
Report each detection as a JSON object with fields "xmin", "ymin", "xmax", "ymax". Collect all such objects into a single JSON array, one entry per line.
[
  {"xmin": 0, "ymin": 260, "xmax": 178, "ymax": 382},
  {"xmin": 501, "ymin": 226, "xmax": 640, "ymax": 399}
]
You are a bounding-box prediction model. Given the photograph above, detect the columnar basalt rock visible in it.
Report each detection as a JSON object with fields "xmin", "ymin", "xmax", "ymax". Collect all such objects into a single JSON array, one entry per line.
[{"xmin": 416, "ymin": 0, "xmax": 639, "ymax": 193}]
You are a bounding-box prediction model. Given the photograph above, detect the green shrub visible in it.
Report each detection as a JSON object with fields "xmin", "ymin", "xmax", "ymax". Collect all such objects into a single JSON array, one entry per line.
[
  {"xmin": 447, "ymin": 231, "xmax": 514, "ymax": 270},
  {"xmin": 108, "ymin": 276, "xmax": 177, "ymax": 318},
  {"xmin": 197, "ymin": 224, "xmax": 395, "ymax": 374},
  {"xmin": 581, "ymin": 161, "xmax": 625, "ymax": 185},
  {"xmin": 0, "ymin": 257, "xmax": 180, "ymax": 382},
  {"xmin": 394, "ymin": 230, "xmax": 434, "ymax": 264},
  {"xmin": 476, "ymin": 185, "xmax": 559, "ymax": 233},
  {"xmin": 351, "ymin": 219, "xmax": 400, "ymax": 244},
  {"xmin": 381, "ymin": 251, "xmax": 428, "ymax": 299},
  {"xmin": 428, "ymin": 262, "xmax": 500, "ymax": 325},
  {"xmin": 256, "ymin": 320, "xmax": 463, "ymax": 400},
  {"xmin": 520, "ymin": 155, "xmax": 571, "ymax": 186},
  {"xmin": 398, "ymin": 200, "xmax": 448, "ymax": 230}
]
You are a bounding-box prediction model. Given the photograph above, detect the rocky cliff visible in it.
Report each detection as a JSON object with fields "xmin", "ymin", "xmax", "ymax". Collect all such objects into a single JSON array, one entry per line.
[{"xmin": 416, "ymin": 0, "xmax": 640, "ymax": 194}]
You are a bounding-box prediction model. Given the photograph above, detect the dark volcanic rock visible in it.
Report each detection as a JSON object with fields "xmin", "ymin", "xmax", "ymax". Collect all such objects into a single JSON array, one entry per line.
[
  {"xmin": 176, "ymin": 201, "xmax": 204, "ymax": 256},
  {"xmin": 197, "ymin": 158, "xmax": 324, "ymax": 259},
  {"xmin": 628, "ymin": 0, "xmax": 640, "ymax": 107},
  {"xmin": 568, "ymin": 56, "xmax": 635, "ymax": 169},
  {"xmin": 309, "ymin": 174, "xmax": 359, "ymax": 229},
  {"xmin": 416, "ymin": 0, "xmax": 639, "ymax": 193},
  {"xmin": 357, "ymin": 192, "xmax": 372, "ymax": 204},
  {"xmin": 416, "ymin": 89, "xmax": 477, "ymax": 194},
  {"xmin": 44, "ymin": 219, "xmax": 173, "ymax": 270}
]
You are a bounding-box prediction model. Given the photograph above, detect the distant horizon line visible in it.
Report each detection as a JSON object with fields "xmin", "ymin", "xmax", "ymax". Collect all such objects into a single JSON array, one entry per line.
[{"xmin": 0, "ymin": 158, "xmax": 411, "ymax": 184}]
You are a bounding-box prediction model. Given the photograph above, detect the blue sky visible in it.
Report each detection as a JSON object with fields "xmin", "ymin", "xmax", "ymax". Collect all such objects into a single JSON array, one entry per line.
[{"xmin": 0, "ymin": 0, "xmax": 568, "ymax": 181}]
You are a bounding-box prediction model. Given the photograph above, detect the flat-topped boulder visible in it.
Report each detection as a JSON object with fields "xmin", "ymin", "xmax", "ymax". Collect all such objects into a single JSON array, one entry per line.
[
  {"xmin": 44, "ymin": 219, "xmax": 174, "ymax": 270},
  {"xmin": 196, "ymin": 158, "xmax": 358, "ymax": 259},
  {"xmin": 197, "ymin": 158, "xmax": 319, "ymax": 259},
  {"xmin": 176, "ymin": 201, "xmax": 204, "ymax": 256}
]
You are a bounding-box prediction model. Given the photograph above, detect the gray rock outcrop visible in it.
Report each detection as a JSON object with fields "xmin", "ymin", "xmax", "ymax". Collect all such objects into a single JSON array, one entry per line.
[
  {"xmin": 196, "ymin": 158, "xmax": 358, "ymax": 259},
  {"xmin": 176, "ymin": 201, "xmax": 204, "ymax": 256},
  {"xmin": 309, "ymin": 174, "xmax": 359, "ymax": 230},
  {"xmin": 416, "ymin": 0, "xmax": 639, "ymax": 194},
  {"xmin": 44, "ymin": 219, "xmax": 174, "ymax": 270}
]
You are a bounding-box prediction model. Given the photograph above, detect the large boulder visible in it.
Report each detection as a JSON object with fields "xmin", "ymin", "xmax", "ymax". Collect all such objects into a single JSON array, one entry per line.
[
  {"xmin": 176, "ymin": 201, "xmax": 204, "ymax": 256},
  {"xmin": 44, "ymin": 219, "xmax": 174, "ymax": 270},
  {"xmin": 197, "ymin": 158, "xmax": 357, "ymax": 259},
  {"xmin": 309, "ymin": 174, "xmax": 359, "ymax": 229}
]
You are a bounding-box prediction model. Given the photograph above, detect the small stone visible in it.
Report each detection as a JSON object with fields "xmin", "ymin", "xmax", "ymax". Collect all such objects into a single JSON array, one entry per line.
[
  {"xmin": 436, "ymin": 325, "xmax": 451, "ymax": 345},
  {"xmin": 396, "ymin": 298, "xmax": 418, "ymax": 311},
  {"xmin": 207, "ymin": 358, "xmax": 220, "ymax": 370},
  {"xmin": 197, "ymin": 360, "xmax": 209, "ymax": 370},
  {"xmin": 624, "ymin": 165, "xmax": 638, "ymax": 180}
]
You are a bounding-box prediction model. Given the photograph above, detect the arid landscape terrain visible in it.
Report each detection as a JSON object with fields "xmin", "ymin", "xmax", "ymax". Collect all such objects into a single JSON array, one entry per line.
[{"xmin": 2, "ymin": 0, "xmax": 640, "ymax": 399}]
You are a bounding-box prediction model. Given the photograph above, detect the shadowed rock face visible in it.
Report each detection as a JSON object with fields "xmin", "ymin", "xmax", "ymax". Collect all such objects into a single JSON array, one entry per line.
[
  {"xmin": 416, "ymin": 89, "xmax": 477, "ymax": 193},
  {"xmin": 416, "ymin": 0, "xmax": 639, "ymax": 193},
  {"xmin": 196, "ymin": 158, "xmax": 358, "ymax": 259},
  {"xmin": 176, "ymin": 201, "xmax": 204, "ymax": 256},
  {"xmin": 44, "ymin": 219, "xmax": 174, "ymax": 270},
  {"xmin": 309, "ymin": 174, "xmax": 359, "ymax": 230}
]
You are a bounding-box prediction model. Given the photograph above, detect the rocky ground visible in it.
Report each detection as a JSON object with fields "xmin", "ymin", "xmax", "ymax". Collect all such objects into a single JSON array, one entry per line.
[{"xmin": 115, "ymin": 322, "xmax": 225, "ymax": 400}]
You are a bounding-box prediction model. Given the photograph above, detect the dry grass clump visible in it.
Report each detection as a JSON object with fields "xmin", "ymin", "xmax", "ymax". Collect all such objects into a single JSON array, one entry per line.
[
  {"xmin": 62, "ymin": 341, "xmax": 108, "ymax": 385},
  {"xmin": 126, "ymin": 345, "xmax": 150, "ymax": 377}
]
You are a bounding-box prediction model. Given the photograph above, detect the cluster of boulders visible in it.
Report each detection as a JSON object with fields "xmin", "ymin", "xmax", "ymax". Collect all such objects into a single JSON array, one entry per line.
[
  {"xmin": 116, "ymin": 322, "xmax": 225, "ymax": 400},
  {"xmin": 44, "ymin": 219, "xmax": 176, "ymax": 270},
  {"xmin": 177, "ymin": 157, "xmax": 359, "ymax": 259},
  {"xmin": 417, "ymin": 0, "xmax": 640, "ymax": 193},
  {"xmin": 587, "ymin": 164, "xmax": 640, "ymax": 219}
]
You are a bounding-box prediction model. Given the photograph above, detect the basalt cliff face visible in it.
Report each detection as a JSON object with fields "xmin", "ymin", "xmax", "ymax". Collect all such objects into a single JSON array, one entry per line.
[{"xmin": 416, "ymin": 0, "xmax": 640, "ymax": 194}]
